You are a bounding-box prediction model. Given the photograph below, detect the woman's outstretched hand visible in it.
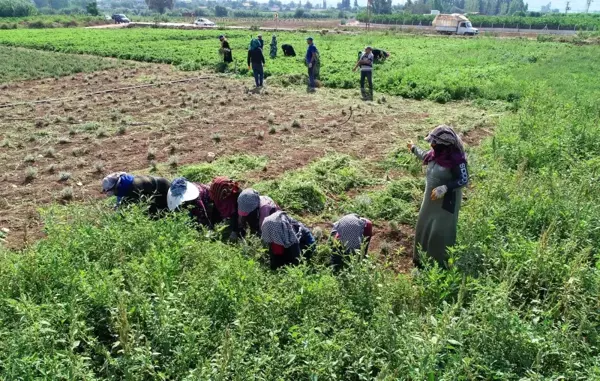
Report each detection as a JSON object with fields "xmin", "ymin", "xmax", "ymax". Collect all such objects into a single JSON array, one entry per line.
[
  {"xmin": 407, "ymin": 141, "xmax": 415, "ymax": 152},
  {"xmin": 431, "ymin": 185, "xmax": 448, "ymax": 200}
]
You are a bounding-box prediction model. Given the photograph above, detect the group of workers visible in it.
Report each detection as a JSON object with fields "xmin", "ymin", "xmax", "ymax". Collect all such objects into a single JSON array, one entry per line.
[
  {"xmin": 101, "ymin": 173, "xmax": 372, "ymax": 271},
  {"xmin": 219, "ymin": 34, "xmax": 387, "ymax": 99},
  {"xmin": 101, "ymin": 125, "xmax": 469, "ymax": 269}
]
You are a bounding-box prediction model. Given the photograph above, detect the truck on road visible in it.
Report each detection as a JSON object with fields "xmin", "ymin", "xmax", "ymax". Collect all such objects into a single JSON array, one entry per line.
[{"xmin": 433, "ymin": 14, "xmax": 478, "ymax": 35}]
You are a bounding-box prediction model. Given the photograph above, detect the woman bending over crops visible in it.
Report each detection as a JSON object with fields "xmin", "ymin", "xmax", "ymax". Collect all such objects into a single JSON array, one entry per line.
[
  {"xmin": 209, "ymin": 176, "xmax": 241, "ymax": 240},
  {"xmin": 261, "ymin": 211, "xmax": 315, "ymax": 270},
  {"xmin": 330, "ymin": 214, "xmax": 373, "ymax": 271},
  {"xmin": 408, "ymin": 125, "xmax": 469, "ymax": 268},
  {"xmin": 101, "ymin": 172, "xmax": 171, "ymax": 216},
  {"xmin": 167, "ymin": 177, "xmax": 214, "ymax": 228},
  {"xmin": 237, "ymin": 188, "xmax": 280, "ymax": 237}
]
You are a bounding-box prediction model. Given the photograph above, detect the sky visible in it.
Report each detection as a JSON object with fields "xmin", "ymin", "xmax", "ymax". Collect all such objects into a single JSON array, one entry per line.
[{"xmin": 259, "ymin": 0, "xmax": 600, "ymax": 12}]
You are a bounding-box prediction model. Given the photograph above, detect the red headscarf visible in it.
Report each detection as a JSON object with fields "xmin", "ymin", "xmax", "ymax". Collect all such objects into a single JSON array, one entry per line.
[{"xmin": 209, "ymin": 176, "xmax": 240, "ymax": 219}]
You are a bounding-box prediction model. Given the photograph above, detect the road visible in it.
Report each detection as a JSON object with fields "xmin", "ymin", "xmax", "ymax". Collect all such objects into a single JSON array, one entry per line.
[{"xmin": 86, "ymin": 21, "xmax": 577, "ymax": 36}]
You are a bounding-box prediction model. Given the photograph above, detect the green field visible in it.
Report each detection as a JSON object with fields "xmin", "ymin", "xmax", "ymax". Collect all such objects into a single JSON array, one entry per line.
[
  {"xmin": 0, "ymin": 46, "xmax": 128, "ymax": 83},
  {"xmin": 1, "ymin": 28, "xmax": 599, "ymax": 102},
  {"xmin": 1, "ymin": 28, "xmax": 600, "ymax": 379}
]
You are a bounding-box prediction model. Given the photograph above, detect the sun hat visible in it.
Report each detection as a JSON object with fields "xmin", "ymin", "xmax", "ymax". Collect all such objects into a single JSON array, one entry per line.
[{"xmin": 167, "ymin": 177, "xmax": 200, "ymax": 211}]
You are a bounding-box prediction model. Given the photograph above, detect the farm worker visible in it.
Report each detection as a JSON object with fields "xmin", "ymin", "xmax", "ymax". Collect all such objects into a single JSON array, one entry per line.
[
  {"xmin": 329, "ymin": 214, "xmax": 373, "ymax": 271},
  {"xmin": 353, "ymin": 46, "xmax": 374, "ymax": 100},
  {"xmin": 305, "ymin": 36, "xmax": 319, "ymax": 92},
  {"xmin": 408, "ymin": 125, "xmax": 469, "ymax": 268},
  {"xmin": 237, "ymin": 188, "xmax": 280, "ymax": 236},
  {"xmin": 269, "ymin": 35, "xmax": 278, "ymax": 59},
  {"xmin": 247, "ymin": 38, "xmax": 266, "ymax": 88},
  {"xmin": 219, "ymin": 35, "xmax": 233, "ymax": 64},
  {"xmin": 167, "ymin": 177, "xmax": 214, "ymax": 228},
  {"xmin": 261, "ymin": 211, "xmax": 316, "ymax": 270},
  {"xmin": 101, "ymin": 172, "xmax": 171, "ymax": 216},
  {"xmin": 257, "ymin": 34, "xmax": 264, "ymax": 49},
  {"xmin": 209, "ymin": 176, "xmax": 242, "ymax": 240}
]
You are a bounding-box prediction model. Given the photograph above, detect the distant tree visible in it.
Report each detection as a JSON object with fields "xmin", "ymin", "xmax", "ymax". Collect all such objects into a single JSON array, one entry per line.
[
  {"xmin": 465, "ymin": 0, "xmax": 480, "ymax": 12},
  {"xmin": 144, "ymin": 0, "xmax": 174, "ymax": 14},
  {"xmin": 49, "ymin": 0, "xmax": 69, "ymax": 9},
  {"xmin": 353, "ymin": 0, "xmax": 358, "ymax": 8},
  {"xmin": 0, "ymin": 0, "xmax": 37, "ymax": 16},
  {"xmin": 305, "ymin": 0, "xmax": 312, "ymax": 8},
  {"xmin": 86, "ymin": 0, "xmax": 98, "ymax": 14},
  {"xmin": 214, "ymin": 4, "xmax": 228, "ymax": 16},
  {"xmin": 499, "ymin": 1, "xmax": 508, "ymax": 14},
  {"xmin": 294, "ymin": 7, "xmax": 305, "ymax": 16},
  {"xmin": 337, "ymin": 0, "xmax": 350, "ymax": 9},
  {"xmin": 372, "ymin": 0, "xmax": 392, "ymax": 14},
  {"xmin": 194, "ymin": 7, "xmax": 207, "ymax": 16},
  {"xmin": 323, "ymin": 0, "xmax": 327, "ymax": 8},
  {"xmin": 32, "ymin": 0, "xmax": 48, "ymax": 8},
  {"xmin": 508, "ymin": 0, "xmax": 526, "ymax": 14}
]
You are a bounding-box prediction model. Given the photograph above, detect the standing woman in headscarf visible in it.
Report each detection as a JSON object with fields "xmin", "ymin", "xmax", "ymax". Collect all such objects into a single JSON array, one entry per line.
[
  {"xmin": 237, "ymin": 188, "xmax": 280, "ymax": 237},
  {"xmin": 209, "ymin": 176, "xmax": 241, "ymax": 240},
  {"xmin": 261, "ymin": 211, "xmax": 315, "ymax": 270},
  {"xmin": 269, "ymin": 35, "xmax": 277, "ymax": 59},
  {"xmin": 167, "ymin": 177, "xmax": 214, "ymax": 228},
  {"xmin": 408, "ymin": 125, "xmax": 469, "ymax": 268},
  {"xmin": 329, "ymin": 214, "xmax": 373, "ymax": 271},
  {"xmin": 101, "ymin": 172, "xmax": 171, "ymax": 216}
]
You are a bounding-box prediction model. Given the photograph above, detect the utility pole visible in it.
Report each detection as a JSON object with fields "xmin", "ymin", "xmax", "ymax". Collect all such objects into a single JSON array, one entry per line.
[
  {"xmin": 366, "ymin": 0, "xmax": 372, "ymax": 31},
  {"xmin": 565, "ymin": 1, "xmax": 571, "ymax": 13},
  {"xmin": 586, "ymin": 0, "xmax": 593, "ymax": 13}
]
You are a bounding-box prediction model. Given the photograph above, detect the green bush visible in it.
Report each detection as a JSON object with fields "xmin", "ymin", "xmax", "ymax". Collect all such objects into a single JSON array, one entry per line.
[
  {"xmin": 342, "ymin": 177, "xmax": 423, "ymax": 223},
  {"xmin": 255, "ymin": 154, "xmax": 370, "ymax": 214},
  {"xmin": 179, "ymin": 154, "xmax": 267, "ymax": 184}
]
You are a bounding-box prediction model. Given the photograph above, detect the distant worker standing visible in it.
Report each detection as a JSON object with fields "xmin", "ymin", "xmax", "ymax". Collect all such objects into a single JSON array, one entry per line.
[
  {"xmin": 247, "ymin": 38, "xmax": 265, "ymax": 88},
  {"xmin": 269, "ymin": 35, "xmax": 277, "ymax": 59},
  {"xmin": 305, "ymin": 37, "xmax": 319, "ymax": 93},
  {"xmin": 353, "ymin": 46, "xmax": 374, "ymax": 100},
  {"xmin": 219, "ymin": 35, "xmax": 233, "ymax": 64}
]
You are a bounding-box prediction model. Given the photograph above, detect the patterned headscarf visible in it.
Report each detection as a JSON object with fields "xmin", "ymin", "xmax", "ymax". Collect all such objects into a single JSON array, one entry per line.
[
  {"xmin": 333, "ymin": 214, "xmax": 367, "ymax": 251},
  {"xmin": 423, "ymin": 125, "xmax": 467, "ymax": 168},
  {"xmin": 238, "ymin": 188, "xmax": 261, "ymax": 216},
  {"xmin": 209, "ymin": 176, "xmax": 240, "ymax": 219},
  {"xmin": 261, "ymin": 211, "xmax": 300, "ymax": 248}
]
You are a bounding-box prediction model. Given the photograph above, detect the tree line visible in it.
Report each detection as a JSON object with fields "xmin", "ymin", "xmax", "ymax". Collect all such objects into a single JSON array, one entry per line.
[{"xmin": 357, "ymin": 11, "xmax": 600, "ymax": 29}]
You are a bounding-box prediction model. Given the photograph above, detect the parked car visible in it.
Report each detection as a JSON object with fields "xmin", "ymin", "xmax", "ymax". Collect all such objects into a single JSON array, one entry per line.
[
  {"xmin": 112, "ymin": 14, "xmax": 130, "ymax": 24},
  {"xmin": 433, "ymin": 13, "xmax": 478, "ymax": 35},
  {"xmin": 193, "ymin": 18, "xmax": 216, "ymax": 27}
]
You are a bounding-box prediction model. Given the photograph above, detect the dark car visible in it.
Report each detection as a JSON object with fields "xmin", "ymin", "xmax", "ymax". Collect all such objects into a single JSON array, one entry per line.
[{"xmin": 112, "ymin": 14, "xmax": 130, "ymax": 24}]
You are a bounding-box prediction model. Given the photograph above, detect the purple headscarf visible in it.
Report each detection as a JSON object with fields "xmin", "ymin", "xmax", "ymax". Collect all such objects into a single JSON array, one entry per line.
[{"xmin": 422, "ymin": 125, "xmax": 467, "ymax": 168}]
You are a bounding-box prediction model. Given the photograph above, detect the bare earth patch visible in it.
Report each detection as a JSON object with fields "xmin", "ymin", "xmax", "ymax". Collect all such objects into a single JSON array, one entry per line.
[{"xmin": 0, "ymin": 63, "xmax": 497, "ymax": 270}]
